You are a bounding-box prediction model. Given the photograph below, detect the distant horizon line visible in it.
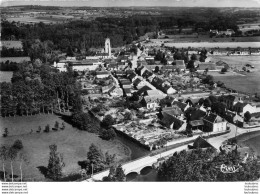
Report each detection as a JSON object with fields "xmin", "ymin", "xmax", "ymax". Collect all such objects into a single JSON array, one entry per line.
[{"xmin": 1, "ymin": 5, "xmax": 260, "ymax": 8}]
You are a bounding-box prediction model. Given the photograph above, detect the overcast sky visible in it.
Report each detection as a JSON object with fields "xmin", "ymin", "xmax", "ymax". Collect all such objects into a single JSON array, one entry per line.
[{"xmin": 2, "ymin": 0, "xmax": 260, "ymax": 7}]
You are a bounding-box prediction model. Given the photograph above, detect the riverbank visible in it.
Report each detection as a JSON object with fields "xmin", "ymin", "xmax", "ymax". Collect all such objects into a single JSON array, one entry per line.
[{"xmin": 236, "ymin": 130, "xmax": 260, "ymax": 156}]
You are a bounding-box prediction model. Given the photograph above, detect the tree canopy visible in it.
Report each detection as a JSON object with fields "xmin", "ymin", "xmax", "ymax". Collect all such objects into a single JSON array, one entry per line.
[
  {"xmin": 78, "ymin": 143, "xmax": 116, "ymax": 175},
  {"xmin": 103, "ymin": 164, "xmax": 126, "ymax": 182},
  {"xmin": 157, "ymin": 148, "xmax": 260, "ymax": 181}
]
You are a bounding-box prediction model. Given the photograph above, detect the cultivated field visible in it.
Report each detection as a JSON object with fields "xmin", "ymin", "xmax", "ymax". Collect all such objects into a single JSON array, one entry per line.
[
  {"xmin": 0, "ymin": 114, "xmax": 130, "ymax": 181},
  {"xmin": 145, "ymin": 40, "xmax": 260, "ymax": 48},
  {"xmin": 0, "ymin": 71, "xmax": 13, "ymax": 82},
  {"xmin": 0, "ymin": 57, "xmax": 30, "ymax": 63},
  {"xmin": 0, "ymin": 41, "xmax": 23, "ymax": 49},
  {"xmin": 162, "ymin": 35, "xmax": 260, "ymax": 43},
  {"xmin": 208, "ymin": 55, "xmax": 260, "ymax": 94},
  {"xmin": 7, "ymin": 16, "xmax": 73, "ymax": 24}
]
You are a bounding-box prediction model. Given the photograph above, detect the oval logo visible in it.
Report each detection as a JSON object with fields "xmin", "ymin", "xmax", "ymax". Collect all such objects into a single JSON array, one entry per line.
[{"xmin": 220, "ymin": 164, "xmax": 241, "ymax": 173}]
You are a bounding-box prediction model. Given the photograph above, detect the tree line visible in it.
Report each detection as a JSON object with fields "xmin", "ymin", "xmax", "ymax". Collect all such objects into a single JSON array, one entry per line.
[
  {"xmin": 0, "ymin": 140, "xmax": 26, "ymax": 182},
  {"xmin": 0, "ymin": 61, "xmax": 81, "ymax": 117}
]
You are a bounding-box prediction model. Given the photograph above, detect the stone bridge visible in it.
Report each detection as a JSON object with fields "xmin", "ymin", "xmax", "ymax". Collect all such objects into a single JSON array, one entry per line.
[
  {"xmin": 85, "ymin": 126, "xmax": 251, "ymax": 181},
  {"xmin": 85, "ymin": 144, "xmax": 189, "ymax": 181}
]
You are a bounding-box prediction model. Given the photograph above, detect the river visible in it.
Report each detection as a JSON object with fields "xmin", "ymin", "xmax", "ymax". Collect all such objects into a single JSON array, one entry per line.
[{"xmin": 122, "ymin": 130, "xmax": 260, "ymax": 182}]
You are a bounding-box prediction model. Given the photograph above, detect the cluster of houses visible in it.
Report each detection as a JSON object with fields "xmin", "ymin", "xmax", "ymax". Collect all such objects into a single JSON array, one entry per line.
[{"xmin": 53, "ymin": 38, "xmax": 260, "ymax": 150}]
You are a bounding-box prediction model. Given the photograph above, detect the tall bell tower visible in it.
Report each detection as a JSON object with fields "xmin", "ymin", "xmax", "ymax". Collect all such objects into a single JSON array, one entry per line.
[{"xmin": 105, "ymin": 38, "xmax": 111, "ymax": 57}]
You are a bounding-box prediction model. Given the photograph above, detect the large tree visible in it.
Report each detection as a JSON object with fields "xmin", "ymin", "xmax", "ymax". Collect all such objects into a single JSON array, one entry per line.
[
  {"xmin": 17, "ymin": 151, "xmax": 29, "ymax": 182},
  {"xmin": 78, "ymin": 144, "xmax": 115, "ymax": 175},
  {"xmin": 47, "ymin": 144, "xmax": 65, "ymax": 181},
  {"xmin": 0, "ymin": 146, "xmax": 8, "ymax": 181},
  {"xmin": 101, "ymin": 115, "xmax": 115, "ymax": 128},
  {"xmin": 103, "ymin": 164, "xmax": 126, "ymax": 182},
  {"xmin": 8, "ymin": 147, "xmax": 18, "ymax": 182}
]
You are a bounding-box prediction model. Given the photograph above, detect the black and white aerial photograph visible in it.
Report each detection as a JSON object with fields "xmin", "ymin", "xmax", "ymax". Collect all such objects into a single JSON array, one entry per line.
[{"xmin": 0, "ymin": 0, "xmax": 260, "ymax": 193}]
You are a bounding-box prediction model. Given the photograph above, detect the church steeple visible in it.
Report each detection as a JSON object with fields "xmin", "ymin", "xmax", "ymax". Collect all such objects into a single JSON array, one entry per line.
[{"xmin": 105, "ymin": 38, "xmax": 111, "ymax": 57}]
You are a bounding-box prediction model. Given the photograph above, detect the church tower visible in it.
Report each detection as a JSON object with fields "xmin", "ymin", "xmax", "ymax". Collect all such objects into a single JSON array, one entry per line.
[{"xmin": 105, "ymin": 38, "xmax": 111, "ymax": 57}]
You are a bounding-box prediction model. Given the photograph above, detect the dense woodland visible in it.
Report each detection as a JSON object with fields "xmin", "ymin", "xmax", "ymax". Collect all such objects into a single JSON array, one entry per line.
[
  {"xmin": 1, "ymin": 7, "xmax": 245, "ymax": 58},
  {"xmin": 0, "ymin": 61, "xmax": 81, "ymax": 117}
]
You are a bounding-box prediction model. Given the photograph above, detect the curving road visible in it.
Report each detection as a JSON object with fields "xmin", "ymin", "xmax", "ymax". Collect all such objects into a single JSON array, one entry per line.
[{"xmin": 85, "ymin": 123, "xmax": 260, "ymax": 181}]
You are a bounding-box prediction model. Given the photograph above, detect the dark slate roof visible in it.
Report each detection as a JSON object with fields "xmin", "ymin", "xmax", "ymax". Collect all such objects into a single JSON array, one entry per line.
[
  {"xmin": 161, "ymin": 85, "xmax": 173, "ymax": 93},
  {"xmin": 128, "ymin": 72, "xmax": 137, "ymax": 80},
  {"xmin": 185, "ymin": 98, "xmax": 200, "ymax": 106},
  {"xmin": 193, "ymin": 136, "xmax": 214, "ymax": 149},
  {"xmin": 137, "ymin": 85, "xmax": 152, "ymax": 95},
  {"xmin": 160, "ymin": 96, "xmax": 175, "ymax": 106},
  {"xmin": 133, "ymin": 78, "xmax": 142, "ymax": 86},
  {"xmin": 162, "ymin": 112, "xmax": 184, "ymax": 129},
  {"xmin": 120, "ymin": 79, "xmax": 132, "ymax": 85},
  {"xmin": 187, "ymin": 108, "xmax": 207, "ymax": 121},
  {"xmin": 124, "ymin": 88, "xmax": 131, "ymax": 94},
  {"xmin": 190, "ymin": 120, "xmax": 204, "ymax": 127},
  {"xmin": 107, "ymin": 85, "xmax": 117, "ymax": 93},
  {"xmin": 152, "ymin": 77, "xmax": 164, "ymax": 87},
  {"xmin": 233, "ymin": 102, "xmax": 248, "ymax": 108},
  {"xmin": 203, "ymin": 113, "xmax": 218, "ymax": 123},
  {"xmin": 142, "ymin": 70, "xmax": 153, "ymax": 78},
  {"xmin": 223, "ymin": 95, "xmax": 236, "ymax": 102},
  {"xmin": 172, "ymin": 101, "xmax": 188, "ymax": 111}
]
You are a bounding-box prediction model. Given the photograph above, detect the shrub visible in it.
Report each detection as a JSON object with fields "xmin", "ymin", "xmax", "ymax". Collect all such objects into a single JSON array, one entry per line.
[
  {"xmin": 44, "ymin": 124, "xmax": 50, "ymax": 133},
  {"xmin": 54, "ymin": 121, "xmax": 59, "ymax": 129},
  {"xmin": 37, "ymin": 126, "xmax": 42, "ymax": 133},
  {"xmin": 244, "ymin": 111, "xmax": 251, "ymax": 122},
  {"xmin": 100, "ymin": 128, "xmax": 116, "ymax": 140},
  {"xmin": 221, "ymin": 67, "xmax": 227, "ymax": 73},
  {"xmin": 61, "ymin": 122, "xmax": 65, "ymax": 130},
  {"xmin": 91, "ymin": 104, "xmax": 103, "ymax": 113},
  {"xmin": 12, "ymin": 139, "xmax": 23, "ymax": 150},
  {"xmin": 101, "ymin": 115, "xmax": 115, "ymax": 128},
  {"xmin": 2, "ymin": 128, "xmax": 8, "ymax": 137}
]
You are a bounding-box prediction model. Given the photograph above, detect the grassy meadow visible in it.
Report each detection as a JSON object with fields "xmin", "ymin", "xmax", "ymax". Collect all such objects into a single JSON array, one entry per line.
[
  {"xmin": 0, "ymin": 114, "xmax": 131, "ymax": 181},
  {"xmin": 208, "ymin": 55, "xmax": 260, "ymax": 94}
]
